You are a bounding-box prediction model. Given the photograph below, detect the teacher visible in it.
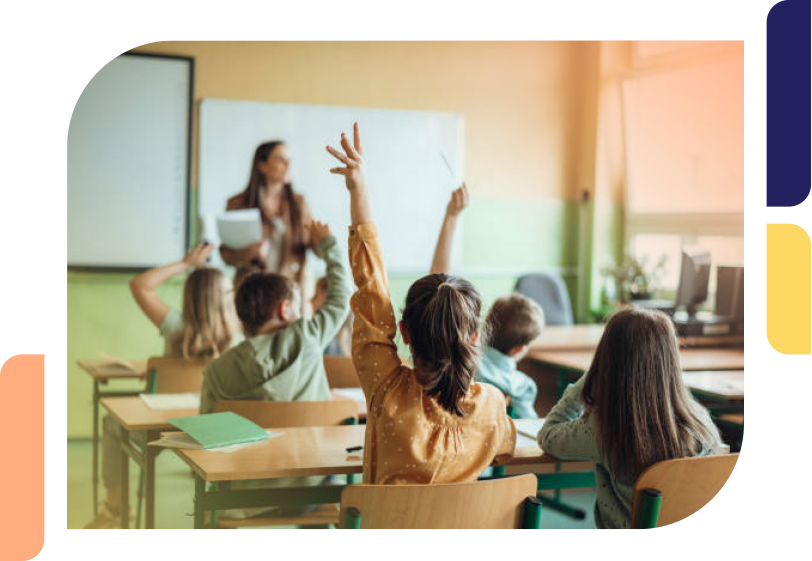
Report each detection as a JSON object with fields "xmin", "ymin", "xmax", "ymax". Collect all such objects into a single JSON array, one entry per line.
[{"xmin": 220, "ymin": 141, "xmax": 312, "ymax": 289}]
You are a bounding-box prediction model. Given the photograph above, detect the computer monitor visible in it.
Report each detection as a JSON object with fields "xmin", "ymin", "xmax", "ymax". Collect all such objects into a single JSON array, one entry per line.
[
  {"xmin": 715, "ymin": 266, "xmax": 744, "ymax": 319},
  {"xmin": 675, "ymin": 249, "xmax": 711, "ymax": 318}
]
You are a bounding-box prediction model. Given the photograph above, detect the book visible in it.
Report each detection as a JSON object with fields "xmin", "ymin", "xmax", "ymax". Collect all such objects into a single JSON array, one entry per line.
[
  {"xmin": 513, "ymin": 418, "xmax": 545, "ymax": 439},
  {"xmin": 149, "ymin": 429, "xmax": 282, "ymax": 453},
  {"xmin": 140, "ymin": 393, "xmax": 201, "ymax": 410},
  {"xmin": 217, "ymin": 208, "xmax": 263, "ymax": 250},
  {"xmin": 167, "ymin": 411, "xmax": 270, "ymax": 450},
  {"xmin": 97, "ymin": 351, "xmax": 139, "ymax": 373}
]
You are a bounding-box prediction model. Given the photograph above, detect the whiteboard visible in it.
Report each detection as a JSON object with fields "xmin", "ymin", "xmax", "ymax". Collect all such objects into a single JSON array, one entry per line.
[
  {"xmin": 199, "ymin": 100, "xmax": 464, "ymax": 275},
  {"xmin": 68, "ymin": 53, "xmax": 191, "ymax": 268}
]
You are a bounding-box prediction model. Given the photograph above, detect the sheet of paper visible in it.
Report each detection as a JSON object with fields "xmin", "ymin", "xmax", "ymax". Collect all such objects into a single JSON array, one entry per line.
[
  {"xmin": 149, "ymin": 430, "xmax": 282, "ymax": 452},
  {"xmin": 331, "ymin": 387, "xmax": 365, "ymax": 403},
  {"xmin": 140, "ymin": 393, "xmax": 201, "ymax": 410},
  {"xmin": 513, "ymin": 418, "xmax": 545, "ymax": 439},
  {"xmin": 97, "ymin": 351, "xmax": 139, "ymax": 373},
  {"xmin": 217, "ymin": 208, "xmax": 263, "ymax": 250}
]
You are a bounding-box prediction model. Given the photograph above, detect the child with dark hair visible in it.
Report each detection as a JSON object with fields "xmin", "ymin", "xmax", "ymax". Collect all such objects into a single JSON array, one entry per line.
[
  {"xmin": 430, "ymin": 184, "xmax": 545, "ymax": 419},
  {"xmin": 327, "ymin": 123, "xmax": 515, "ymax": 484},
  {"xmin": 198, "ymin": 220, "xmax": 350, "ymax": 520}
]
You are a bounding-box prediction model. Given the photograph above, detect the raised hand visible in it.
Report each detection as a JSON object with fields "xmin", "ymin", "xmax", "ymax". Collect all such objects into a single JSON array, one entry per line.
[
  {"xmin": 306, "ymin": 220, "xmax": 332, "ymax": 248},
  {"xmin": 446, "ymin": 182, "xmax": 470, "ymax": 217},
  {"xmin": 183, "ymin": 242, "xmax": 214, "ymax": 268},
  {"xmin": 326, "ymin": 122, "xmax": 366, "ymax": 192}
]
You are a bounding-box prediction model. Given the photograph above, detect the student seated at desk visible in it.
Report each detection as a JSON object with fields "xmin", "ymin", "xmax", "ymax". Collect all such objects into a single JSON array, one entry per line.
[
  {"xmin": 199, "ymin": 219, "xmax": 350, "ymax": 519},
  {"xmin": 84, "ymin": 243, "xmax": 241, "ymax": 529},
  {"xmin": 538, "ymin": 308, "xmax": 725, "ymax": 529},
  {"xmin": 327, "ymin": 123, "xmax": 515, "ymax": 484},
  {"xmin": 430, "ymin": 184, "xmax": 544, "ymax": 419}
]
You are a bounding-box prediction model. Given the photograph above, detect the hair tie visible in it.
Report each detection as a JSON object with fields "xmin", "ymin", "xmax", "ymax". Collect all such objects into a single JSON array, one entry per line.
[{"xmin": 437, "ymin": 282, "xmax": 450, "ymax": 291}]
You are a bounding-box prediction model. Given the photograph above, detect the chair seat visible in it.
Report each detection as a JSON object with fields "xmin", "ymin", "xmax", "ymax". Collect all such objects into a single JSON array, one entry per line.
[{"xmin": 216, "ymin": 503, "xmax": 339, "ymax": 528}]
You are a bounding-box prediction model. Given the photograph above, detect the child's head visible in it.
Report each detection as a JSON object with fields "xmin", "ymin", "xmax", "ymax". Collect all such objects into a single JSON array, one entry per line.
[
  {"xmin": 582, "ymin": 308, "xmax": 720, "ymax": 483},
  {"xmin": 311, "ymin": 276, "xmax": 330, "ymax": 311},
  {"xmin": 486, "ymin": 293, "xmax": 546, "ymax": 360},
  {"xmin": 174, "ymin": 267, "xmax": 239, "ymax": 360},
  {"xmin": 235, "ymin": 272, "xmax": 301, "ymax": 336},
  {"xmin": 400, "ymin": 273, "xmax": 484, "ymax": 416}
]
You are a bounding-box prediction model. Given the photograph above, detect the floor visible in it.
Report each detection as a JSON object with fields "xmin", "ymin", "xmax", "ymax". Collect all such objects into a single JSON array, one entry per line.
[{"xmin": 67, "ymin": 439, "xmax": 597, "ymax": 529}]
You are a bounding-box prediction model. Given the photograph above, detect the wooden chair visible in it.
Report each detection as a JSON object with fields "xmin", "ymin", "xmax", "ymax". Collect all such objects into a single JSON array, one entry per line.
[
  {"xmin": 136, "ymin": 357, "xmax": 208, "ymax": 527},
  {"xmin": 631, "ymin": 453, "xmax": 739, "ymax": 528},
  {"xmin": 339, "ymin": 475, "xmax": 542, "ymax": 529},
  {"xmin": 209, "ymin": 399, "xmax": 360, "ymax": 529},
  {"xmin": 145, "ymin": 357, "xmax": 207, "ymax": 394},
  {"xmin": 323, "ymin": 356, "xmax": 360, "ymax": 388}
]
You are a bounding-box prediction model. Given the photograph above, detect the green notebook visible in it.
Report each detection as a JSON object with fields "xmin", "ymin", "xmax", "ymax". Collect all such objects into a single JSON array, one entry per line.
[{"xmin": 167, "ymin": 412, "xmax": 270, "ymax": 450}]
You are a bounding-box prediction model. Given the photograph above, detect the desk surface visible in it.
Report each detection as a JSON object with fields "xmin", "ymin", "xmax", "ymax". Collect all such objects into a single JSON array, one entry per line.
[
  {"xmin": 527, "ymin": 347, "xmax": 744, "ymax": 373},
  {"xmin": 100, "ymin": 397, "xmax": 198, "ymax": 431},
  {"xmin": 682, "ymin": 370, "xmax": 744, "ymax": 400},
  {"xmin": 78, "ymin": 359, "xmax": 148, "ymax": 380},
  {"xmin": 529, "ymin": 325, "xmax": 743, "ymax": 353},
  {"xmin": 174, "ymin": 425, "xmax": 555, "ymax": 482}
]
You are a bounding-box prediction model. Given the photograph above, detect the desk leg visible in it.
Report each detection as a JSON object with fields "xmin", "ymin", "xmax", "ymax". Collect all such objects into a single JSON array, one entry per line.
[
  {"xmin": 92, "ymin": 380, "xmax": 99, "ymax": 515},
  {"xmin": 194, "ymin": 475, "xmax": 205, "ymax": 530},
  {"xmin": 120, "ymin": 430, "xmax": 130, "ymax": 529},
  {"xmin": 145, "ymin": 431, "xmax": 158, "ymax": 529}
]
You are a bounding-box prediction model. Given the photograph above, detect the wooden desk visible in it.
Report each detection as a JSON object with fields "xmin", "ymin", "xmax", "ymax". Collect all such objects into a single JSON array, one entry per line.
[
  {"xmin": 682, "ymin": 370, "xmax": 744, "ymax": 401},
  {"xmin": 100, "ymin": 397, "xmax": 197, "ymax": 529},
  {"xmin": 173, "ymin": 425, "xmax": 563, "ymax": 528},
  {"xmin": 528, "ymin": 347, "xmax": 744, "ymax": 373},
  {"xmin": 78, "ymin": 359, "xmax": 147, "ymax": 517},
  {"xmin": 529, "ymin": 325, "xmax": 743, "ymax": 353}
]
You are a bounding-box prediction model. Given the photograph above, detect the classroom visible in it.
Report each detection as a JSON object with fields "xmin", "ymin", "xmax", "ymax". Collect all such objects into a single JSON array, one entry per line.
[{"xmin": 67, "ymin": 40, "xmax": 744, "ymax": 530}]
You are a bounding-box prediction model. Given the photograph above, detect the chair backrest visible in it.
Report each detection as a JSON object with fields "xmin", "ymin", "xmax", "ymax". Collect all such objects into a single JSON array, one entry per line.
[
  {"xmin": 323, "ymin": 356, "xmax": 360, "ymax": 388},
  {"xmin": 339, "ymin": 474, "xmax": 539, "ymax": 529},
  {"xmin": 212, "ymin": 399, "xmax": 358, "ymax": 428},
  {"xmin": 323, "ymin": 356, "xmax": 411, "ymax": 387},
  {"xmin": 514, "ymin": 273, "xmax": 573, "ymax": 326},
  {"xmin": 145, "ymin": 357, "xmax": 207, "ymax": 394},
  {"xmin": 631, "ymin": 453, "xmax": 739, "ymax": 528}
]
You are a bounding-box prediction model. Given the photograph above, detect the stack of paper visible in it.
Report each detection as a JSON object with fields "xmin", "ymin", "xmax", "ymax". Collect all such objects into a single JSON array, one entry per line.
[
  {"xmin": 217, "ymin": 208, "xmax": 263, "ymax": 250},
  {"xmin": 140, "ymin": 393, "xmax": 201, "ymax": 410}
]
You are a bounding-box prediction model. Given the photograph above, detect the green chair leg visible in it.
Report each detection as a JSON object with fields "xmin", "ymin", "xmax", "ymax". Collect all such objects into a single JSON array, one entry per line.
[
  {"xmin": 536, "ymin": 494, "xmax": 587, "ymax": 520},
  {"xmin": 492, "ymin": 465, "xmax": 506, "ymax": 477},
  {"xmin": 634, "ymin": 488, "xmax": 662, "ymax": 528},
  {"xmin": 345, "ymin": 507, "xmax": 361, "ymax": 529},
  {"xmin": 522, "ymin": 496, "xmax": 543, "ymax": 529}
]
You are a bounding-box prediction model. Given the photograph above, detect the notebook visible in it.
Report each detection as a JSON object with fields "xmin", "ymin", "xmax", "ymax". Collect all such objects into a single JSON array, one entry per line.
[{"xmin": 167, "ymin": 412, "xmax": 270, "ymax": 450}]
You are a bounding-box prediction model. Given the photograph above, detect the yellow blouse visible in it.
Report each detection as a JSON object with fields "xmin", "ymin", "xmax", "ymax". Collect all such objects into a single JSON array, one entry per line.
[{"xmin": 348, "ymin": 223, "xmax": 516, "ymax": 484}]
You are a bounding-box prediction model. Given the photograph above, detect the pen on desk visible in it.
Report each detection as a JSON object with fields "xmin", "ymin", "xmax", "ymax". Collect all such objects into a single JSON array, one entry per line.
[{"xmin": 346, "ymin": 445, "xmax": 363, "ymax": 453}]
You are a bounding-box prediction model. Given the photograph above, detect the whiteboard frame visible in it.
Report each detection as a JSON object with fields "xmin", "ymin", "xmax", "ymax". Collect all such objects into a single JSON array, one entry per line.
[{"xmin": 67, "ymin": 51, "xmax": 195, "ymax": 270}]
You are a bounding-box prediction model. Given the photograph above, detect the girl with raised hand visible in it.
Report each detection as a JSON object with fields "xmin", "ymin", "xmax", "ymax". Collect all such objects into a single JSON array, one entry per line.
[{"xmin": 327, "ymin": 123, "xmax": 515, "ymax": 484}]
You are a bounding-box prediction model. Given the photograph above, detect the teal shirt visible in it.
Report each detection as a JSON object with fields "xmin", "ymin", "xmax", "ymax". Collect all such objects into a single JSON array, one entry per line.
[{"xmin": 475, "ymin": 347, "xmax": 539, "ymax": 419}]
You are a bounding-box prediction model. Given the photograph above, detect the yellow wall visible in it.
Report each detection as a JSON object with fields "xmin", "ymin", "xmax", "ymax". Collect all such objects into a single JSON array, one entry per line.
[{"xmin": 133, "ymin": 41, "xmax": 599, "ymax": 200}]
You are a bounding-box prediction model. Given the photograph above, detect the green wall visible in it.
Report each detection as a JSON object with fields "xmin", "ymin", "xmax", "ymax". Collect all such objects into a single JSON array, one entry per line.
[{"xmin": 67, "ymin": 196, "xmax": 618, "ymax": 438}]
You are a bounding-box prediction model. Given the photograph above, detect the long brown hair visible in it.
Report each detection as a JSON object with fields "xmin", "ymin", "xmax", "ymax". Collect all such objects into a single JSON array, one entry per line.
[
  {"xmin": 242, "ymin": 141, "xmax": 308, "ymax": 282},
  {"xmin": 582, "ymin": 308, "xmax": 721, "ymax": 484},
  {"xmin": 402, "ymin": 274, "xmax": 485, "ymax": 416},
  {"xmin": 170, "ymin": 268, "xmax": 239, "ymax": 360}
]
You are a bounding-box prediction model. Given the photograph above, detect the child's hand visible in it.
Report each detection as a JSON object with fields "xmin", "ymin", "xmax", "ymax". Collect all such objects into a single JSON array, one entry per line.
[
  {"xmin": 306, "ymin": 220, "xmax": 332, "ymax": 249},
  {"xmin": 327, "ymin": 122, "xmax": 366, "ymax": 192},
  {"xmin": 446, "ymin": 182, "xmax": 470, "ymax": 217},
  {"xmin": 183, "ymin": 242, "xmax": 214, "ymax": 268}
]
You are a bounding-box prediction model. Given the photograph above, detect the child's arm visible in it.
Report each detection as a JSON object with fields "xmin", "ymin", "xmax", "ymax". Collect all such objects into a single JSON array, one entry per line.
[
  {"xmin": 129, "ymin": 243, "xmax": 214, "ymax": 329},
  {"xmin": 537, "ymin": 373, "xmax": 599, "ymax": 461},
  {"xmin": 430, "ymin": 183, "xmax": 469, "ymax": 274},
  {"xmin": 303, "ymin": 220, "xmax": 351, "ymax": 346},
  {"xmin": 327, "ymin": 123, "xmax": 402, "ymax": 398}
]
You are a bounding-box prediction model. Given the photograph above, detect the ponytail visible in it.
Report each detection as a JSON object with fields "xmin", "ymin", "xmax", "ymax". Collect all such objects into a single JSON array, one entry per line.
[{"xmin": 402, "ymin": 275, "xmax": 485, "ymax": 416}]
